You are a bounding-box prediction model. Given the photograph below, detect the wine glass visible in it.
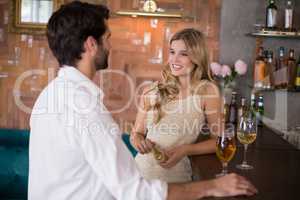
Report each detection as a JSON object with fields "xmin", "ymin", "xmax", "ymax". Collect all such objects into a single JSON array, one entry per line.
[
  {"xmin": 236, "ymin": 111, "xmax": 257, "ymax": 170},
  {"xmin": 216, "ymin": 127, "xmax": 236, "ymax": 177}
]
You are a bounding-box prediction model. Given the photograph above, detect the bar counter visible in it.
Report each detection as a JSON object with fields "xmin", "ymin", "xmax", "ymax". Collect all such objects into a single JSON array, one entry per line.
[{"xmin": 191, "ymin": 126, "xmax": 300, "ymax": 200}]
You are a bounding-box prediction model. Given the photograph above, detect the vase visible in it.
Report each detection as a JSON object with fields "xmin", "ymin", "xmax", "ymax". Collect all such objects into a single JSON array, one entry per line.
[
  {"xmin": 220, "ymin": 80, "xmax": 236, "ymax": 104},
  {"xmin": 223, "ymin": 87, "xmax": 233, "ymax": 104}
]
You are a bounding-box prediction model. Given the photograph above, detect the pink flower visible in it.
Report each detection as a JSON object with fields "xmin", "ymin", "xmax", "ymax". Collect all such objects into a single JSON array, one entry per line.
[
  {"xmin": 234, "ymin": 59, "xmax": 247, "ymax": 75},
  {"xmin": 210, "ymin": 62, "xmax": 222, "ymax": 76},
  {"xmin": 221, "ymin": 65, "xmax": 232, "ymax": 77}
]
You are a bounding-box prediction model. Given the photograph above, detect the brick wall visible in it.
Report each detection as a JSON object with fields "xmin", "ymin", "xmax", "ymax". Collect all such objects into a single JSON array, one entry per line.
[{"xmin": 0, "ymin": 0, "xmax": 220, "ymax": 131}]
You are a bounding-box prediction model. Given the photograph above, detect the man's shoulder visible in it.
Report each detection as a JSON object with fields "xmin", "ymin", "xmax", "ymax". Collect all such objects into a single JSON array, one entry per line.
[
  {"xmin": 30, "ymin": 77, "xmax": 61, "ymax": 116},
  {"xmin": 31, "ymin": 75, "xmax": 105, "ymax": 121}
]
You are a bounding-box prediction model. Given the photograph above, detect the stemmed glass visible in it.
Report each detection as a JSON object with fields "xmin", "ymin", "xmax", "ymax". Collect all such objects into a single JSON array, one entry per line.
[
  {"xmin": 216, "ymin": 127, "xmax": 236, "ymax": 177},
  {"xmin": 236, "ymin": 110, "xmax": 257, "ymax": 170}
]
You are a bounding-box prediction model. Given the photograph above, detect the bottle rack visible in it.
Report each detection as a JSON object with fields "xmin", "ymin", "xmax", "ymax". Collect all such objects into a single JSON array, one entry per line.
[
  {"xmin": 247, "ymin": 31, "xmax": 300, "ymax": 93},
  {"xmin": 248, "ymin": 32, "xmax": 300, "ymax": 39}
]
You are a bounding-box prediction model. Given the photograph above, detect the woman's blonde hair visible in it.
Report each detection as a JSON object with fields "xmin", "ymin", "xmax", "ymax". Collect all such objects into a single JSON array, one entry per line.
[{"xmin": 147, "ymin": 28, "xmax": 214, "ymax": 123}]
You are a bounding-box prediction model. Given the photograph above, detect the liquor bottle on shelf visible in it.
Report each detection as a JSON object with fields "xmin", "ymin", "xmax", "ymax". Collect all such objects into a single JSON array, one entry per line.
[
  {"xmin": 276, "ymin": 47, "xmax": 285, "ymax": 70},
  {"xmin": 295, "ymin": 56, "xmax": 300, "ymax": 91},
  {"xmin": 257, "ymin": 94, "xmax": 264, "ymax": 127},
  {"xmin": 266, "ymin": 51, "xmax": 275, "ymax": 89},
  {"xmin": 263, "ymin": 50, "xmax": 269, "ymax": 63},
  {"xmin": 249, "ymin": 91, "xmax": 257, "ymax": 121},
  {"xmin": 254, "ymin": 47, "xmax": 266, "ymax": 89},
  {"xmin": 266, "ymin": 0, "xmax": 277, "ymax": 30},
  {"xmin": 263, "ymin": 50, "xmax": 270, "ymax": 89},
  {"xmin": 287, "ymin": 49, "xmax": 296, "ymax": 89},
  {"xmin": 284, "ymin": 0, "xmax": 294, "ymax": 31},
  {"xmin": 275, "ymin": 47, "xmax": 286, "ymax": 89},
  {"xmin": 263, "ymin": 50, "xmax": 271, "ymax": 89},
  {"xmin": 237, "ymin": 97, "xmax": 247, "ymax": 126},
  {"xmin": 229, "ymin": 92, "xmax": 238, "ymax": 128},
  {"xmin": 250, "ymin": 92, "xmax": 256, "ymax": 111}
]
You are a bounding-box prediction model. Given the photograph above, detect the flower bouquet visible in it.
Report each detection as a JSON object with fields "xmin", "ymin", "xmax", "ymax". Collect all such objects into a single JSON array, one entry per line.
[{"xmin": 210, "ymin": 59, "xmax": 248, "ymax": 89}]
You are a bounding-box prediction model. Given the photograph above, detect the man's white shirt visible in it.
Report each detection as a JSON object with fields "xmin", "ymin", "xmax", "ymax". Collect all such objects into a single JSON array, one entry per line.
[{"xmin": 28, "ymin": 66, "xmax": 167, "ymax": 200}]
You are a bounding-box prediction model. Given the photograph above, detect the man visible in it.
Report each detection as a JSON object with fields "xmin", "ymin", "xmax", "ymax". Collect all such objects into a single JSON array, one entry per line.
[{"xmin": 28, "ymin": 1, "xmax": 257, "ymax": 200}]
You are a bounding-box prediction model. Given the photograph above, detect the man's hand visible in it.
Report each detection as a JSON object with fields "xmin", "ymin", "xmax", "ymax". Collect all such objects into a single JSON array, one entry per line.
[
  {"xmin": 210, "ymin": 173, "xmax": 258, "ymax": 197},
  {"xmin": 167, "ymin": 173, "xmax": 257, "ymax": 200}
]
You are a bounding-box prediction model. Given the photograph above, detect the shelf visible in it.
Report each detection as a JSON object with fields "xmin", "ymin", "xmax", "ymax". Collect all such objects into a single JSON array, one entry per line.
[
  {"xmin": 254, "ymin": 88, "xmax": 300, "ymax": 93},
  {"xmin": 247, "ymin": 31, "xmax": 300, "ymax": 39},
  {"xmin": 114, "ymin": 9, "xmax": 190, "ymax": 18}
]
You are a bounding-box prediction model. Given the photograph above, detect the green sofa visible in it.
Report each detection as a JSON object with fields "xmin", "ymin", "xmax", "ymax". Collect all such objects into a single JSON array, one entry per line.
[
  {"xmin": 0, "ymin": 129, "xmax": 29, "ymax": 200},
  {"xmin": 0, "ymin": 129, "xmax": 137, "ymax": 200}
]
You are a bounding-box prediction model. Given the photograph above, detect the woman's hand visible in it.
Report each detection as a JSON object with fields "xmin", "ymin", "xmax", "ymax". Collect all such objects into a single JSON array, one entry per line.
[
  {"xmin": 130, "ymin": 133, "xmax": 154, "ymax": 154},
  {"xmin": 159, "ymin": 145, "xmax": 188, "ymax": 168}
]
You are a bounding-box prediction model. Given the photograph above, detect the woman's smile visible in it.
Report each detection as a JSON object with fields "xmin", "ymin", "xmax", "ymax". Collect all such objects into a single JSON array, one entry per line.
[{"xmin": 168, "ymin": 39, "xmax": 194, "ymax": 77}]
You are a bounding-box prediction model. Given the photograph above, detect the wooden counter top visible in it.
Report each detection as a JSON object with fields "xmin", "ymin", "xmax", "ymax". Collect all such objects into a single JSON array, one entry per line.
[{"xmin": 191, "ymin": 127, "xmax": 300, "ymax": 200}]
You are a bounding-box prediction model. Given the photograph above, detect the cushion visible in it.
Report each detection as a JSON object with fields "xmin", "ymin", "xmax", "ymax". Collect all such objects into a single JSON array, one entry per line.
[
  {"xmin": 0, "ymin": 129, "xmax": 29, "ymax": 199},
  {"xmin": 121, "ymin": 134, "xmax": 137, "ymax": 157}
]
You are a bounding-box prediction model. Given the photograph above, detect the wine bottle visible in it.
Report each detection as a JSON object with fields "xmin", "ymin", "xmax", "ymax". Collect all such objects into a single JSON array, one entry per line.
[
  {"xmin": 229, "ymin": 92, "xmax": 237, "ymax": 127},
  {"xmin": 254, "ymin": 47, "xmax": 266, "ymax": 89},
  {"xmin": 295, "ymin": 56, "xmax": 300, "ymax": 91},
  {"xmin": 152, "ymin": 145, "xmax": 168, "ymax": 162},
  {"xmin": 223, "ymin": 97, "xmax": 230, "ymax": 124},
  {"xmin": 275, "ymin": 47, "xmax": 286, "ymax": 89},
  {"xmin": 284, "ymin": 0, "xmax": 294, "ymax": 31},
  {"xmin": 237, "ymin": 97, "xmax": 247, "ymax": 126},
  {"xmin": 266, "ymin": 51, "xmax": 275, "ymax": 89},
  {"xmin": 250, "ymin": 91, "xmax": 257, "ymax": 111},
  {"xmin": 276, "ymin": 47, "xmax": 285, "ymax": 70},
  {"xmin": 266, "ymin": 0, "xmax": 278, "ymax": 29},
  {"xmin": 287, "ymin": 49, "xmax": 296, "ymax": 89},
  {"xmin": 257, "ymin": 94, "xmax": 264, "ymax": 127}
]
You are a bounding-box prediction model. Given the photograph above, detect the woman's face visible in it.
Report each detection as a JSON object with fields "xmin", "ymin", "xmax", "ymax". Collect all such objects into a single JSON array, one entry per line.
[{"xmin": 168, "ymin": 39, "xmax": 194, "ymax": 77}]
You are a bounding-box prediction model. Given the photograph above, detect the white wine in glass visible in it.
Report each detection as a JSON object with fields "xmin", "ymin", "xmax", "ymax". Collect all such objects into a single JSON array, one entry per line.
[
  {"xmin": 216, "ymin": 134, "xmax": 236, "ymax": 177},
  {"xmin": 236, "ymin": 113, "xmax": 257, "ymax": 170},
  {"xmin": 237, "ymin": 131, "xmax": 257, "ymax": 145}
]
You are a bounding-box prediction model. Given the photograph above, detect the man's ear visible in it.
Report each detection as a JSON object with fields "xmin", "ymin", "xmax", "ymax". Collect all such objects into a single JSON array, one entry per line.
[{"xmin": 84, "ymin": 36, "xmax": 98, "ymax": 56}]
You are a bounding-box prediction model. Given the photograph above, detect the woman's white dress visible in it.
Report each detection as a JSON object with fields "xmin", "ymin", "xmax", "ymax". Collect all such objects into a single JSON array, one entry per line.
[{"xmin": 135, "ymin": 85, "xmax": 206, "ymax": 183}]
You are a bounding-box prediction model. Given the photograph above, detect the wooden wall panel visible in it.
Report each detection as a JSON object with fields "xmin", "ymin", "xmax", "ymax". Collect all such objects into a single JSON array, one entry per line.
[{"xmin": 0, "ymin": 0, "xmax": 221, "ymax": 132}]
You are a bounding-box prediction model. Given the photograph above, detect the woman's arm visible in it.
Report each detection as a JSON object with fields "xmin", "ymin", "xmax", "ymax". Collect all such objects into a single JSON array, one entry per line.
[
  {"xmin": 184, "ymin": 82, "xmax": 222, "ymax": 156},
  {"xmin": 130, "ymin": 85, "xmax": 155, "ymax": 154}
]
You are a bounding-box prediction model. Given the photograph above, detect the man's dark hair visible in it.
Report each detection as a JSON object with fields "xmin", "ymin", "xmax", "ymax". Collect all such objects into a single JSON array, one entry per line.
[{"xmin": 47, "ymin": 1, "xmax": 109, "ymax": 67}]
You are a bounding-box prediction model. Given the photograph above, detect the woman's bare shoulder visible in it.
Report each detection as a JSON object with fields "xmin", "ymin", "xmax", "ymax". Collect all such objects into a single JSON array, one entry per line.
[{"xmin": 194, "ymin": 80, "xmax": 220, "ymax": 96}]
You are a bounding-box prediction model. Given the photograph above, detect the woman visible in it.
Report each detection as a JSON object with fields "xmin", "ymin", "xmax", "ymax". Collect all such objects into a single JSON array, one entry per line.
[{"xmin": 130, "ymin": 28, "xmax": 222, "ymax": 183}]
